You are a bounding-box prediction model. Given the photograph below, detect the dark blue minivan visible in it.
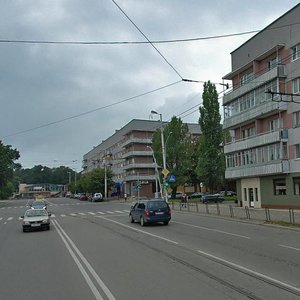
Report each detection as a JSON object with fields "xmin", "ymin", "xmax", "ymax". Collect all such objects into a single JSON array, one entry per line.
[{"xmin": 129, "ymin": 199, "xmax": 171, "ymax": 226}]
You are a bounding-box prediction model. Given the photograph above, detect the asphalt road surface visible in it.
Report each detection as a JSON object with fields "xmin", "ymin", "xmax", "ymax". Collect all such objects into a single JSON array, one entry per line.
[{"xmin": 0, "ymin": 197, "xmax": 300, "ymax": 300}]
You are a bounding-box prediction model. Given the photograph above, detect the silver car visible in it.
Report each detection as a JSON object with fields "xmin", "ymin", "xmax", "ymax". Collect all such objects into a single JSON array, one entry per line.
[{"xmin": 21, "ymin": 209, "xmax": 51, "ymax": 232}]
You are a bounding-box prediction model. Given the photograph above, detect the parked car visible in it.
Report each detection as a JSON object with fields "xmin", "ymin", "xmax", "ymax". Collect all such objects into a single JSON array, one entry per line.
[
  {"xmin": 91, "ymin": 193, "xmax": 103, "ymax": 202},
  {"xmin": 129, "ymin": 199, "xmax": 171, "ymax": 226},
  {"xmin": 220, "ymin": 190, "xmax": 237, "ymax": 196},
  {"xmin": 202, "ymin": 194, "xmax": 225, "ymax": 204},
  {"xmin": 189, "ymin": 192, "xmax": 204, "ymax": 199},
  {"xmin": 21, "ymin": 209, "xmax": 51, "ymax": 232},
  {"xmin": 79, "ymin": 194, "xmax": 88, "ymax": 201}
]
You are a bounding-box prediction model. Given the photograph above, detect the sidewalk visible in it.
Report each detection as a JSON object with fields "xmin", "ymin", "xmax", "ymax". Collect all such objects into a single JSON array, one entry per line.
[{"xmin": 171, "ymin": 201, "xmax": 300, "ymax": 226}]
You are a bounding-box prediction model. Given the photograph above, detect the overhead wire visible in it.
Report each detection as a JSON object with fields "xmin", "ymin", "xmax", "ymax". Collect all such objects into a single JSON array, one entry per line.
[
  {"xmin": 1, "ymin": 80, "xmax": 182, "ymax": 139},
  {"xmin": 110, "ymin": 0, "xmax": 183, "ymax": 80},
  {"xmin": 1, "ymin": 21, "xmax": 300, "ymax": 45}
]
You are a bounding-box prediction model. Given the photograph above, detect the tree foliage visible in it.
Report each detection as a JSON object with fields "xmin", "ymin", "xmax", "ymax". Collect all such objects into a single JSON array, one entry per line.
[
  {"xmin": 76, "ymin": 168, "xmax": 114, "ymax": 195},
  {"xmin": 196, "ymin": 81, "xmax": 225, "ymax": 192},
  {"xmin": 152, "ymin": 116, "xmax": 195, "ymax": 197},
  {"xmin": 0, "ymin": 141, "xmax": 20, "ymax": 199}
]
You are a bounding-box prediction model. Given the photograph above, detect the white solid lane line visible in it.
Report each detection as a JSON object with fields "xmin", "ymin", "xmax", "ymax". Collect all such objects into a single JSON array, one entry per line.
[
  {"xmin": 197, "ymin": 249, "xmax": 300, "ymax": 294},
  {"xmin": 279, "ymin": 244, "xmax": 300, "ymax": 251},
  {"xmin": 172, "ymin": 221, "xmax": 251, "ymax": 239},
  {"xmin": 97, "ymin": 216, "xmax": 178, "ymax": 245},
  {"xmin": 53, "ymin": 220, "xmax": 116, "ymax": 300},
  {"xmin": 52, "ymin": 220, "xmax": 105, "ymax": 300}
]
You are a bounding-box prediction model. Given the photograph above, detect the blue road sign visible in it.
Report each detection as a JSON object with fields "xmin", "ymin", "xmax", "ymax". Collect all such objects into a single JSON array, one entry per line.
[{"xmin": 168, "ymin": 175, "xmax": 176, "ymax": 183}]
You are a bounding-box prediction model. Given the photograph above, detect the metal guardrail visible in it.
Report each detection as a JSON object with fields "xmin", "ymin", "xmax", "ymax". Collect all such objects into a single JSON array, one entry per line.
[{"xmin": 171, "ymin": 201, "xmax": 300, "ymax": 225}]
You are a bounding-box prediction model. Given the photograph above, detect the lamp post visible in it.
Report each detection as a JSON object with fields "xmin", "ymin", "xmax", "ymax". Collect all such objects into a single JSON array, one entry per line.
[
  {"xmin": 151, "ymin": 110, "xmax": 167, "ymax": 201},
  {"xmin": 68, "ymin": 172, "xmax": 71, "ymax": 185},
  {"xmin": 147, "ymin": 145, "xmax": 162, "ymax": 197}
]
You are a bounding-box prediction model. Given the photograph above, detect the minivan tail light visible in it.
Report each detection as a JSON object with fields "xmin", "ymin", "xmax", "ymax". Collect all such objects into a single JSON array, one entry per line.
[{"xmin": 144, "ymin": 210, "xmax": 150, "ymax": 216}]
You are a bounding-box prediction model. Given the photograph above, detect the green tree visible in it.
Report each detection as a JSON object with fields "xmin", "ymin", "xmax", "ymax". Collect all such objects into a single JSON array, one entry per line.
[
  {"xmin": 152, "ymin": 116, "xmax": 193, "ymax": 197},
  {"xmin": 196, "ymin": 81, "xmax": 225, "ymax": 192},
  {"xmin": 0, "ymin": 141, "xmax": 20, "ymax": 199},
  {"xmin": 77, "ymin": 168, "xmax": 114, "ymax": 195}
]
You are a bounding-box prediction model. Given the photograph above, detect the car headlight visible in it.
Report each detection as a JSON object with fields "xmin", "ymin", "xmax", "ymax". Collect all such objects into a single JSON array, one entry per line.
[
  {"xmin": 23, "ymin": 221, "xmax": 30, "ymax": 225},
  {"xmin": 42, "ymin": 219, "xmax": 49, "ymax": 223}
]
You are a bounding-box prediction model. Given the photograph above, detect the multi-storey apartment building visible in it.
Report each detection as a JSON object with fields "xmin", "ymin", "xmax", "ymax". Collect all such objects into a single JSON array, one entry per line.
[
  {"xmin": 222, "ymin": 4, "xmax": 300, "ymax": 209},
  {"xmin": 82, "ymin": 119, "xmax": 200, "ymax": 198}
]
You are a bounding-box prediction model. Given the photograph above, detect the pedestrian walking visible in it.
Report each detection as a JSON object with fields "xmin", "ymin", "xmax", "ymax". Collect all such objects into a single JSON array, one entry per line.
[{"xmin": 124, "ymin": 193, "xmax": 127, "ymax": 202}]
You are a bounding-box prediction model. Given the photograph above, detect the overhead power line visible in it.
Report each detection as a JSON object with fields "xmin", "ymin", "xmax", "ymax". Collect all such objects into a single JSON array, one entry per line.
[
  {"xmin": 1, "ymin": 80, "xmax": 182, "ymax": 139},
  {"xmin": 1, "ymin": 21, "xmax": 300, "ymax": 46},
  {"xmin": 110, "ymin": 0, "xmax": 183, "ymax": 80}
]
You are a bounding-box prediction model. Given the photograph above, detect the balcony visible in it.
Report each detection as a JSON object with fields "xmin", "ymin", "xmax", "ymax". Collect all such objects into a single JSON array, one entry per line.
[
  {"xmin": 122, "ymin": 150, "xmax": 152, "ymax": 158},
  {"xmin": 223, "ymin": 99, "xmax": 288, "ymax": 129},
  {"xmin": 225, "ymin": 160, "xmax": 290, "ymax": 179},
  {"xmin": 224, "ymin": 130, "xmax": 288, "ymax": 154},
  {"xmin": 123, "ymin": 174, "xmax": 157, "ymax": 181},
  {"xmin": 123, "ymin": 163, "xmax": 156, "ymax": 170},
  {"xmin": 223, "ymin": 65, "xmax": 286, "ymax": 105},
  {"xmin": 122, "ymin": 138, "xmax": 152, "ymax": 148}
]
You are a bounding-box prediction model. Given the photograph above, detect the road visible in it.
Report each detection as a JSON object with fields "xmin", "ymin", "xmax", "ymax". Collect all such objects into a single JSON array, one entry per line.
[{"xmin": 0, "ymin": 197, "xmax": 300, "ymax": 300}]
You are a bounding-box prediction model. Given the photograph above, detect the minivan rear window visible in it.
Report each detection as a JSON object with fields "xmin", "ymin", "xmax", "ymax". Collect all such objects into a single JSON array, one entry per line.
[{"xmin": 147, "ymin": 201, "xmax": 168, "ymax": 209}]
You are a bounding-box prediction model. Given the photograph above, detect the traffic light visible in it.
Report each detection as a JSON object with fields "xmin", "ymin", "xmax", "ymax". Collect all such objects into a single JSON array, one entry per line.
[{"xmin": 164, "ymin": 182, "xmax": 169, "ymax": 188}]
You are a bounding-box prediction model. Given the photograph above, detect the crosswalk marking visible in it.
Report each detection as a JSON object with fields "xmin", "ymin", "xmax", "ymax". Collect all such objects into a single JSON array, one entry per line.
[
  {"xmin": 97, "ymin": 212, "xmax": 106, "ymax": 215},
  {"xmin": 88, "ymin": 212, "xmax": 95, "ymax": 215},
  {"xmin": 106, "ymin": 211, "xmax": 115, "ymax": 214},
  {"xmin": 51, "ymin": 214, "xmax": 56, "ymax": 218},
  {"xmin": 78, "ymin": 213, "xmax": 86, "ymax": 215},
  {"xmin": 61, "ymin": 214, "xmax": 66, "ymax": 217},
  {"xmin": 70, "ymin": 213, "xmax": 77, "ymax": 216},
  {"xmin": 7, "ymin": 217, "xmax": 14, "ymax": 221},
  {"xmin": 123, "ymin": 210, "xmax": 130, "ymax": 213},
  {"xmin": 115, "ymin": 210, "xmax": 125, "ymax": 213},
  {"xmin": 0, "ymin": 217, "xmax": 3, "ymax": 220}
]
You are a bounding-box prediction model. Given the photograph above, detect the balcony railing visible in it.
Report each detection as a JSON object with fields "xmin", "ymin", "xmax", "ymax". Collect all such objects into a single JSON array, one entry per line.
[
  {"xmin": 223, "ymin": 99, "xmax": 288, "ymax": 129},
  {"xmin": 122, "ymin": 150, "xmax": 152, "ymax": 158},
  {"xmin": 224, "ymin": 130, "xmax": 288, "ymax": 154},
  {"xmin": 122, "ymin": 138, "xmax": 152, "ymax": 148},
  {"xmin": 123, "ymin": 163, "xmax": 156, "ymax": 170},
  {"xmin": 223, "ymin": 65, "xmax": 286, "ymax": 105},
  {"xmin": 225, "ymin": 160, "xmax": 290, "ymax": 179},
  {"xmin": 123, "ymin": 174, "xmax": 157, "ymax": 181}
]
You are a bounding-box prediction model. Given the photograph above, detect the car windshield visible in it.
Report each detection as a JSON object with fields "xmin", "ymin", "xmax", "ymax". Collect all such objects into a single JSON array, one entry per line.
[
  {"xmin": 147, "ymin": 201, "xmax": 168, "ymax": 209},
  {"xmin": 25, "ymin": 209, "xmax": 47, "ymax": 217},
  {"xmin": 32, "ymin": 202, "xmax": 45, "ymax": 207}
]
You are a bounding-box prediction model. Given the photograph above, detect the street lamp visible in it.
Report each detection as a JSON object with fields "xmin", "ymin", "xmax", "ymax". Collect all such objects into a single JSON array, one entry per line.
[
  {"xmin": 147, "ymin": 145, "xmax": 162, "ymax": 197},
  {"xmin": 151, "ymin": 110, "xmax": 167, "ymax": 202}
]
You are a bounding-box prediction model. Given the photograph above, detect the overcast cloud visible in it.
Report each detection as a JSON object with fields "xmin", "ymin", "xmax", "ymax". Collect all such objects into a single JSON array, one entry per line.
[{"xmin": 1, "ymin": 0, "xmax": 299, "ymax": 171}]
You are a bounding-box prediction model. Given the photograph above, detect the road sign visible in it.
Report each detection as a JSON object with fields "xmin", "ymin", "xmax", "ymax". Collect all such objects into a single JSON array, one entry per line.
[
  {"xmin": 168, "ymin": 174, "xmax": 176, "ymax": 183},
  {"xmin": 162, "ymin": 168, "xmax": 169, "ymax": 176}
]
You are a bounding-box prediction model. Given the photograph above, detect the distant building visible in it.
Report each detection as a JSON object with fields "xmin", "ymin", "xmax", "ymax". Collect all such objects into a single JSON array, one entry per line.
[
  {"xmin": 19, "ymin": 183, "xmax": 66, "ymax": 198},
  {"xmin": 222, "ymin": 4, "xmax": 300, "ymax": 208},
  {"xmin": 82, "ymin": 119, "xmax": 200, "ymax": 198}
]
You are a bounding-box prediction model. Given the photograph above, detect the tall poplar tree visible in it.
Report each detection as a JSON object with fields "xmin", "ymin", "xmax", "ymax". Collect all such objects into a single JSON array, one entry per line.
[{"xmin": 196, "ymin": 81, "xmax": 225, "ymax": 192}]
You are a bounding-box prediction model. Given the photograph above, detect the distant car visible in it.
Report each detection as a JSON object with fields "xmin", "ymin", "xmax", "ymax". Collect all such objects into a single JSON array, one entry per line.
[
  {"xmin": 91, "ymin": 193, "xmax": 103, "ymax": 202},
  {"xmin": 202, "ymin": 194, "xmax": 225, "ymax": 204},
  {"xmin": 189, "ymin": 192, "xmax": 203, "ymax": 199},
  {"xmin": 175, "ymin": 192, "xmax": 184, "ymax": 199},
  {"xmin": 219, "ymin": 191, "xmax": 237, "ymax": 196},
  {"xmin": 66, "ymin": 191, "xmax": 71, "ymax": 197},
  {"xmin": 30, "ymin": 201, "xmax": 47, "ymax": 210},
  {"xmin": 80, "ymin": 194, "xmax": 88, "ymax": 201},
  {"xmin": 129, "ymin": 199, "xmax": 171, "ymax": 226},
  {"xmin": 21, "ymin": 209, "xmax": 51, "ymax": 232}
]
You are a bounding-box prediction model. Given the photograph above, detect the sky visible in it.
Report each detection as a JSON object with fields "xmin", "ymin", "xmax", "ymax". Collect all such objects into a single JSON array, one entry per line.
[{"xmin": 1, "ymin": 0, "xmax": 299, "ymax": 172}]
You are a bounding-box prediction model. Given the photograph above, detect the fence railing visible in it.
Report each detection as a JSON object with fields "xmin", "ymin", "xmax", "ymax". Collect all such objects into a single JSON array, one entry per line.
[{"xmin": 171, "ymin": 201, "xmax": 300, "ymax": 225}]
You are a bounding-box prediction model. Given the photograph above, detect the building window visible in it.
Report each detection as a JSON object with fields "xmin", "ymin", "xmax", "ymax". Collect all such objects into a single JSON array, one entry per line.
[
  {"xmin": 240, "ymin": 72, "xmax": 254, "ymax": 86},
  {"xmin": 273, "ymin": 179, "xmax": 286, "ymax": 195},
  {"xmin": 292, "ymin": 78, "xmax": 300, "ymax": 93},
  {"xmin": 296, "ymin": 144, "xmax": 300, "ymax": 158},
  {"xmin": 294, "ymin": 111, "xmax": 300, "ymax": 127},
  {"xmin": 293, "ymin": 177, "xmax": 300, "ymax": 195},
  {"xmin": 270, "ymin": 118, "xmax": 280, "ymax": 131},
  {"xmin": 292, "ymin": 44, "xmax": 300, "ymax": 61},
  {"xmin": 267, "ymin": 57, "xmax": 278, "ymax": 70}
]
